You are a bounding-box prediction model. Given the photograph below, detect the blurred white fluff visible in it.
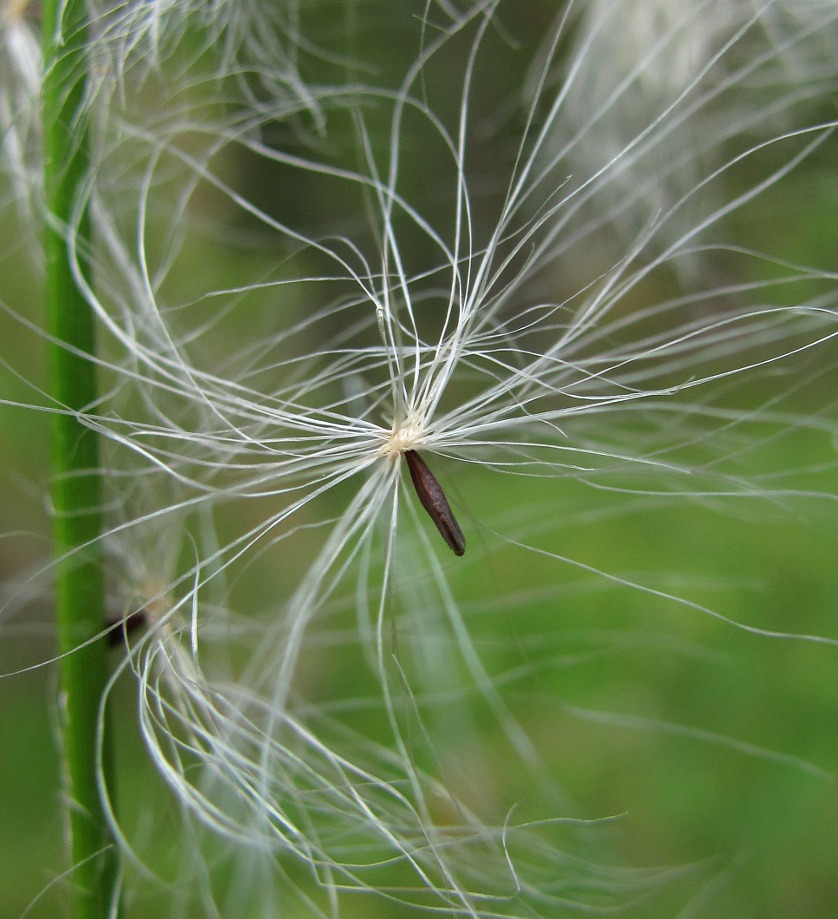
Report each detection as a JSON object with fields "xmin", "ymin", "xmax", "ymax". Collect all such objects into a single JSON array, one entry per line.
[
  {"xmin": 553, "ymin": 0, "xmax": 838, "ymax": 271},
  {"xmin": 0, "ymin": 1, "xmax": 42, "ymax": 235}
]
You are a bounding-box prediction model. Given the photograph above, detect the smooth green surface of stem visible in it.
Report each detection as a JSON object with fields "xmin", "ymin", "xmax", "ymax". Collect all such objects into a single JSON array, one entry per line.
[{"xmin": 42, "ymin": 1, "xmax": 119, "ymax": 916}]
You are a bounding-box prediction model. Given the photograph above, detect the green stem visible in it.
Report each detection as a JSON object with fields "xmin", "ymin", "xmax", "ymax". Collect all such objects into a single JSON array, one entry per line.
[{"xmin": 41, "ymin": 2, "xmax": 120, "ymax": 916}]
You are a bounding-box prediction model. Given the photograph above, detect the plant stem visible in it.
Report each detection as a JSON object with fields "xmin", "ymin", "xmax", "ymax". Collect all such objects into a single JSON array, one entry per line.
[{"xmin": 41, "ymin": 1, "xmax": 120, "ymax": 915}]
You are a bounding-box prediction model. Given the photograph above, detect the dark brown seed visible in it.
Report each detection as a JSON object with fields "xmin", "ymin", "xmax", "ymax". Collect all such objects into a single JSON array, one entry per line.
[
  {"xmin": 404, "ymin": 450, "xmax": 466, "ymax": 556},
  {"xmin": 107, "ymin": 609, "xmax": 147, "ymax": 648}
]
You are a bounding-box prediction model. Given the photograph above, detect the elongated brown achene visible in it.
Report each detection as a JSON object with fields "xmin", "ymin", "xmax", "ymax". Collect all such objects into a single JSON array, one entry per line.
[{"xmin": 404, "ymin": 450, "xmax": 466, "ymax": 556}]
